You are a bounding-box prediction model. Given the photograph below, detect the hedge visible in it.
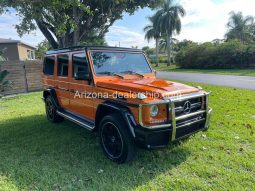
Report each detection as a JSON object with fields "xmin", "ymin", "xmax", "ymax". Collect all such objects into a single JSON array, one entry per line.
[{"xmin": 175, "ymin": 40, "xmax": 255, "ymax": 69}]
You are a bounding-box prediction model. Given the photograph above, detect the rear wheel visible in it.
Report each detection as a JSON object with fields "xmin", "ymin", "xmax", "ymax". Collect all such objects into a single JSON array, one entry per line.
[
  {"xmin": 45, "ymin": 96, "xmax": 64, "ymax": 123},
  {"xmin": 99, "ymin": 114, "xmax": 136, "ymax": 163}
]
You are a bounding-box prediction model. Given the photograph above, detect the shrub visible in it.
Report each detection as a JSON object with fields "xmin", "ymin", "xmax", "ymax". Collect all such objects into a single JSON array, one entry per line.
[
  {"xmin": 159, "ymin": 55, "xmax": 168, "ymax": 63},
  {"xmin": 175, "ymin": 40, "xmax": 255, "ymax": 69}
]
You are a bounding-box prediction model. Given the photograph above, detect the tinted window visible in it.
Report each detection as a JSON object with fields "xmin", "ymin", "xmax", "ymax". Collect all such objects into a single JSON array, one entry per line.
[
  {"xmin": 43, "ymin": 56, "xmax": 55, "ymax": 75},
  {"xmin": 91, "ymin": 51, "xmax": 152, "ymax": 75},
  {"xmin": 72, "ymin": 53, "xmax": 89, "ymax": 78},
  {"xmin": 57, "ymin": 55, "xmax": 69, "ymax": 77}
]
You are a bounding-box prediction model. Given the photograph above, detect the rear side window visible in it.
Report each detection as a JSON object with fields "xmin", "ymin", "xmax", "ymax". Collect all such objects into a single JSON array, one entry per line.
[
  {"xmin": 72, "ymin": 53, "xmax": 89, "ymax": 77},
  {"xmin": 43, "ymin": 56, "xmax": 55, "ymax": 75},
  {"xmin": 57, "ymin": 55, "xmax": 69, "ymax": 77}
]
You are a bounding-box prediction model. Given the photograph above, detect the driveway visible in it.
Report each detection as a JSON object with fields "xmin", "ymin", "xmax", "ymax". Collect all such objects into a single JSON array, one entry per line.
[{"xmin": 157, "ymin": 71, "xmax": 255, "ymax": 90}]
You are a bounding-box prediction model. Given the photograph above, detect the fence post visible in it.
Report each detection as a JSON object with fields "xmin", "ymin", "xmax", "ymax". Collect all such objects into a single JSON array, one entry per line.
[{"xmin": 22, "ymin": 61, "xmax": 28, "ymax": 93}]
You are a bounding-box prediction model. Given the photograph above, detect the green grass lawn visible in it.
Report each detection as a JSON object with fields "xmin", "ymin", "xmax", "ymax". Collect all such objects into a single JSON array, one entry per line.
[
  {"xmin": 153, "ymin": 64, "xmax": 255, "ymax": 77},
  {"xmin": 0, "ymin": 84, "xmax": 255, "ymax": 191}
]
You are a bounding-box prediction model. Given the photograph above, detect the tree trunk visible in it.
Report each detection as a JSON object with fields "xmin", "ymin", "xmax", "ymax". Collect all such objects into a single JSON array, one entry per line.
[
  {"xmin": 36, "ymin": 21, "xmax": 59, "ymax": 49},
  {"xmin": 155, "ymin": 38, "xmax": 159, "ymax": 67},
  {"xmin": 166, "ymin": 32, "xmax": 171, "ymax": 67},
  {"xmin": 73, "ymin": 7, "xmax": 79, "ymax": 46}
]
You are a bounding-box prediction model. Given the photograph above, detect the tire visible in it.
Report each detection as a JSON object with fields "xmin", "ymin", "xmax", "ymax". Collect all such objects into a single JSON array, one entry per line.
[
  {"xmin": 99, "ymin": 114, "xmax": 136, "ymax": 164},
  {"xmin": 45, "ymin": 96, "xmax": 64, "ymax": 123}
]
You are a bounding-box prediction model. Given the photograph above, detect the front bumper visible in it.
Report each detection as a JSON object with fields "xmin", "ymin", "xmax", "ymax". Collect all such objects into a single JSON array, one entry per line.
[
  {"xmin": 135, "ymin": 107, "xmax": 212, "ymax": 149},
  {"xmin": 134, "ymin": 92, "xmax": 213, "ymax": 149}
]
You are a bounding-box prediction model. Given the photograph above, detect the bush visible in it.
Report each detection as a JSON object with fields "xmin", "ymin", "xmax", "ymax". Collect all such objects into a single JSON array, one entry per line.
[
  {"xmin": 148, "ymin": 54, "xmax": 168, "ymax": 64},
  {"xmin": 175, "ymin": 40, "xmax": 255, "ymax": 69},
  {"xmin": 159, "ymin": 55, "xmax": 168, "ymax": 63}
]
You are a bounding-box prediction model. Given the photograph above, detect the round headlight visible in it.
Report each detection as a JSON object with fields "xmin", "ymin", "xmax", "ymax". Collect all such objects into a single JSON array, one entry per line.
[{"xmin": 150, "ymin": 105, "xmax": 159, "ymax": 117}]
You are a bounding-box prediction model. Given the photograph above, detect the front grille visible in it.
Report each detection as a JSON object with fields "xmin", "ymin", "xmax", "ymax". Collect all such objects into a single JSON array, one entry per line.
[
  {"xmin": 173, "ymin": 96, "xmax": 206, "ymax": 139},
  {"xmin": 174, "ymin": 97, "xmax": 203, "ymax": 117}
]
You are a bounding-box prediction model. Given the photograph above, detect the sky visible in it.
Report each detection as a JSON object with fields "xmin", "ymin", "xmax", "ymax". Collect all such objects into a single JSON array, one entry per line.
[{"xmin": 0, "ymin": 0, "xmax": 254, "ymax": 48}]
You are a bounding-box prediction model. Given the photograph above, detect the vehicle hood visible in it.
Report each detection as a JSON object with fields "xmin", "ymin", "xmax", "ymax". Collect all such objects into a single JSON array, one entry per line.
[{"xmin": 96, "ymin": 78, "xmax": 200, "ymax": 98}]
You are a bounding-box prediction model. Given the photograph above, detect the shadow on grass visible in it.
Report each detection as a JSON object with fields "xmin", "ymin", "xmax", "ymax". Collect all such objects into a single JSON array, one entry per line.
[{"xmin": 0, "ymin": 114, "xmax": 190, "ymax": 190}]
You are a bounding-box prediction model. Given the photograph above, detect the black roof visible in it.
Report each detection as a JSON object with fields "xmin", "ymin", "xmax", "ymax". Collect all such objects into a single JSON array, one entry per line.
[{"xmin": 45, "ymin": 46, "xmax": 143, "ymax": 55}]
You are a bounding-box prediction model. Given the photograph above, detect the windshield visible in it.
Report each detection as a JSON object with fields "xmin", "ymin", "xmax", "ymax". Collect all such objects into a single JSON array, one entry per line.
[{"xmin": 91, "ymin": 51, "xmax": 152, "ymax": 76}]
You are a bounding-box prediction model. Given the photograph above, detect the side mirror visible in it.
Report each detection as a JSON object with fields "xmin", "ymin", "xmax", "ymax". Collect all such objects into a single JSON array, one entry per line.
[{"xmin": 74, "ymin": 71, "xmax": 91, "ymax": 81}]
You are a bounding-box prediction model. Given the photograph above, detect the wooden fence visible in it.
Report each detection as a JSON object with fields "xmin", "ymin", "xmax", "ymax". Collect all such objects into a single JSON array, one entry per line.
[{"xmin": 0, "ymin": 60, "xmax": 43, "ymax": 95}]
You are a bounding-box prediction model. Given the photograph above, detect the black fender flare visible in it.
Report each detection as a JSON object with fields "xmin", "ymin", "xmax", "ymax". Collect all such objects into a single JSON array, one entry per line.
[
  {"xmin": 43, "ymin": 88, "xmax": 62, "ymax": 111},
  {"xmin": 95, "ymin": 101, "xmax": 137, "ymax": 138}
]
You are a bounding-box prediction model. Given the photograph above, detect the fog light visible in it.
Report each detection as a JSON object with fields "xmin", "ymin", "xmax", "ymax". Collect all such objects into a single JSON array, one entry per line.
[{"xmin": 150, "ymin": 105, "xmax": 159, "ymax": 117}]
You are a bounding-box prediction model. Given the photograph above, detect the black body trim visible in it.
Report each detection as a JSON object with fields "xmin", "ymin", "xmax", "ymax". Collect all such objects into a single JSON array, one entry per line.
[
  {"xmin": 43, "ymin": 88, "xmax": 62, "ymax": 111},
  {"xmin": 57, "ymin": 110, "xmax": 95, "ymax": 131},
  {"xmin": 95, "ymin": 101, "xmax": 137, "ymax": 138}
]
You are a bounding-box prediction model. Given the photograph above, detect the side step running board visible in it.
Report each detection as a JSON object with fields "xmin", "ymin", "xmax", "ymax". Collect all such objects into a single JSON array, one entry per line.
[{"xmin": 56, "ymin": 111, "xmax": 95, "ymax": 131}]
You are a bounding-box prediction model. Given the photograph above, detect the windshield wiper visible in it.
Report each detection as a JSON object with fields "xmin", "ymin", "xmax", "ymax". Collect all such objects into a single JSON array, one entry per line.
[
  {"xmin": 97, "ymin": 72, "xmax": 124, "ymax": 79},
  {"xmin": 121, "ymin": 71, "xmax": 144, "ymax": 78}
]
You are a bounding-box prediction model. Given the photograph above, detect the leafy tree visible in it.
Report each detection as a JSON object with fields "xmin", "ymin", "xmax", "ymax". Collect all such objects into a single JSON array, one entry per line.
[
  {"xmin": 80, "ymin": 35, "xmax": 107, "ymax": 46},
  {"xmin": 173, "ymin": 39, "xmax": 197, "ymax": 52},
  {"xmin": 0, "ymin": 50, "xmax": 12, "ymax": 97},
  {"xmin": 35, "ymin": 40, "xmax": 51, "ymax": 60},
  {"xmin": 225, "ymin": 11, "xmax": 254, "ymax": 44},
  {"xmin": 144, "ymin": 16, "xmax": 161, "ymax": 67},
  {"xmin": 0, "ymin": 48, "xmax": 7, "ymax": 61},
  {"xmin": 154, "ymin": 0, "xmax": 185, "ymax": 66},
  {"xmin": 159, "ymin": 37, "xmax": 178, "ymax": 53},
  {"xmin": 0, "ymin": 0, "xmax": 163, "ymax": 49},
  {"xmin": 142, "ymin": 46, "xmax": 150, "ymax": 51},
  {"xmin": 142, "ymin": 46, "xmax": 155, "ymax": 55}
]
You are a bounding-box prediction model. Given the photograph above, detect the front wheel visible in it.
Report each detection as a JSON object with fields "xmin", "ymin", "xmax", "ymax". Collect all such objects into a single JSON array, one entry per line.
[
  {"xmin": 99, "ymin": 114, "xmax": 136, "ymax": 163},
  {"xmin": 45, "ymin": 96, "xmax": 64, "ymax": 123}
]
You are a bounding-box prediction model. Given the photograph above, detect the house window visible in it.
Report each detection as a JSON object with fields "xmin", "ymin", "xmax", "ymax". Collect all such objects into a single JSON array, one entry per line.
[
  {"xmin": 43, "ymin": 56, "xmax": 55, "ymax": 75},
  {"xmin": 57, "ymin": 55, "xmax": 69, "ymax": 77},
  {"xmin": 27, "ymin": 50, "xmax": 35, "ymax": 60}
]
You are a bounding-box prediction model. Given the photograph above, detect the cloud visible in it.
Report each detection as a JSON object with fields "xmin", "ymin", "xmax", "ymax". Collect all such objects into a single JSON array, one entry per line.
[
  {"xmin": 177, "ymin": 0, "xmax": 255, "ymax": 42},
  {"xmin": 1, "ymin": 0, "xmax": 255, "ymax": 48},
  {"xmin": 108, "ymin": 0, "xmax": 255, "ymax": 47},
  {"xmin": 0, "ymin": 13, "xmax": 44, "ymax": 46},
  {"xmin": 106, "ymin": 26, "xmax": 154, "ymax": 48}
]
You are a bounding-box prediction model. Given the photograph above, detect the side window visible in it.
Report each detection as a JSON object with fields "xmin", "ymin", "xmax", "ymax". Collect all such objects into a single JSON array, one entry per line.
[
  {"xmin": 43, "ymin": 56, "xmax": 55, "ymax": 75},
  {"xmin": 72, "ymin": 53, "xmax": 89, "ymax": 78},
  {"xmin": 57, "ymin": 55, "xmax": 69, "ymax": 77}
]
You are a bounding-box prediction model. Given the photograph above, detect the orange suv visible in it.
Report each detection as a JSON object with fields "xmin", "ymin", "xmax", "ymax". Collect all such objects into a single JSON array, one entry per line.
[{"xmin": 42, "ymin": 46, "xmax": 212, "ymax": 163}]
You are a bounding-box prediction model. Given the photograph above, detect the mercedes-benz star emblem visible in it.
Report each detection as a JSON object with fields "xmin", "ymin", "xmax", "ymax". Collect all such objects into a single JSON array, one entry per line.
[{"xmin": 183, "ymin": 101, "xmax": 192, "ymax": 114}]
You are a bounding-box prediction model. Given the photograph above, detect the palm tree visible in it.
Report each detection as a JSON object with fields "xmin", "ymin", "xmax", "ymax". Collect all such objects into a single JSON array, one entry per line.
[
  {"xmin": 144, "ymin": 16, "xmax": 161, "ymax": 67},
  {"xmin": 159, "ymin": 37, "xmax": 178, "ymax": 53},
  {"xmin": 226, "ymin": 11, "xmax": 254, "ymax": 44},
  {"xmin": 154, "ymin": 0, "xmax": 185, "ymax": 66}
]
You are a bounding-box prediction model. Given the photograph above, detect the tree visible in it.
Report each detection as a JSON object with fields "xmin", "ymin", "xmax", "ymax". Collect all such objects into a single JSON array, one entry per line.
[
  {"xmin": 142, "ymin": 46, "xmax": 155, "ymax": 55},
  {"xmin": 225, "ymin": 11, "xmax": 254, "ymax": 44},
  {"xmin": 159, "ymin": 37, "xmax": 178, "ymax": 52},
  {"xmin": 80, "ymin": 36, "xmax": 107, "ymax": 46},
  {"xmin": 144, "ymin": 16, "xmax": 161, "ymax": 67},
  {"xmin": 35, "ymin": 40, "xmax": 51, "ymax": 60},
  {"xmin": 154, "ymin": 0, "xmax": 185, "ymax": 66},
  {"xmin": 0, "ymin": 48, "xmax": 7, "ymax": 61},
  {"xmin": 0, "ymin": 49, "xmax": 12, "ymax": 97},
  {"xmin": 173, "ymin": 39, "xmax": 196, "ymax": 52},
  {"xmin": 0, "ymin": 0, "xmax": 163, "ymax": 49}
]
